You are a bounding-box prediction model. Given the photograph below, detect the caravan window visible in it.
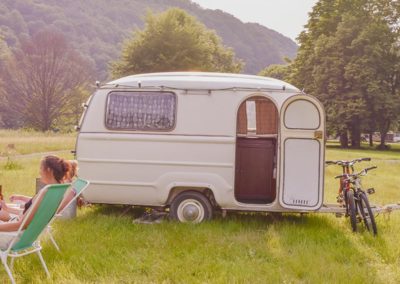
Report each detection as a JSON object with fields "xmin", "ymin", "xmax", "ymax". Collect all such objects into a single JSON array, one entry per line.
[
  {"xmin": 237, "ymin": 97, "xmax": 278, "ymax": 136},
  {"xmin": 105, "ymin": 91, "xmax": 176, "ymax": 131}
]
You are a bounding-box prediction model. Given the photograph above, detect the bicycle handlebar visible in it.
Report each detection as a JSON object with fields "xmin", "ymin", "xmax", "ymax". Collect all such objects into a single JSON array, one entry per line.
[
  {"xmin": 334, "ymin": 174, "xmax": 346, "ymax": 179},
  {"xmin": 334, "ymin": 166, "xmax": 377, "ymax": 179},
  {"xmin": 364, "ymin": 166, "xmax": 377, "ymax": 172},
  {"xmin": 325, "ymin": 157, "xmax": 371, "ymax": 167}
]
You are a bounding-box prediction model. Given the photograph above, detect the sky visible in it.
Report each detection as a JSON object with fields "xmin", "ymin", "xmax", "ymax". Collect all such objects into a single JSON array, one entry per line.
[{"xmin": 191, "ymin": 0, "xmax": 318, "ymax": 42}]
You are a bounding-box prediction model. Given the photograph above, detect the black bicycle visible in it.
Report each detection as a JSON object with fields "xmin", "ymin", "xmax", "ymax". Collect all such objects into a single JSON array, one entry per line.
[{"xmin": 326, "ymin": 159, "xmax": 378, "ymax": 235}]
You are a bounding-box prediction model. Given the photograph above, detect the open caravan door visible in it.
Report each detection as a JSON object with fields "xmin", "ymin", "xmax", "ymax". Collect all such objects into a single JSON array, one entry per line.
[{"xmin": 279, "ymin": 95, "xmax": 325, "ymax": 211}]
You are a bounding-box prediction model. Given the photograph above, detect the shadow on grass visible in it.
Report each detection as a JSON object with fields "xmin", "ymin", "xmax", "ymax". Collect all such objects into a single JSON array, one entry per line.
[
  {"xmin": 82, "ymin": 205, "xmax": 330, "ymax": 230},
  {"xmin": 82, "ymin": 204, "xmax": 146, "ymax": 218}
]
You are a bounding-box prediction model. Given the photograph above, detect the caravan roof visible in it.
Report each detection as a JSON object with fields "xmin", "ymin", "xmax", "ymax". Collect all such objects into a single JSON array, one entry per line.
[{"xmin": 105, "ymin": 72, "xmax": 300, "ymax": 93}]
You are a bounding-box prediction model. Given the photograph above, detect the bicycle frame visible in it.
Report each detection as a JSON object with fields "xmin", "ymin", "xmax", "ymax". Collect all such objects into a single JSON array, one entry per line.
[
  {"xmin": 338, "ymin": 164, "xmax": 354, "ymax": 212},
  {"xmin": 326, "ymin": 158, "xmax": 372, "ymax": 216}
]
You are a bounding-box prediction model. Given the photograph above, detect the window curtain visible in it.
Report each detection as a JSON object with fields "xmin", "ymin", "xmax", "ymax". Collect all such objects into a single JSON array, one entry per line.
[
  {"xmin": 255, "ymin": 99, "xmax": 277, "ymax": 134},
  {"xmin": 106, "ymin": 92, "xmax": 176, "ymax": 130},
  {"xmin": 237, "ymin": 102, "xmax": 247, "ymax": 134}
]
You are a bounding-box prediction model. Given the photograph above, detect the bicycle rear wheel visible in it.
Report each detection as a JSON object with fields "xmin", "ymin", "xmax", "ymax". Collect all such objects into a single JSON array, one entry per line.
[
  {"xmin": 357, "ymin": 192, "xmax": 377, "ymax": 236},
  {"xmin": 346, "ymin": 191, "xmax": 357, "ymax": 232}
]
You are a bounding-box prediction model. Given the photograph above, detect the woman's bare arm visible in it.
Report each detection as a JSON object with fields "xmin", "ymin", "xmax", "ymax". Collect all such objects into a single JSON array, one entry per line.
[
  {"xmin": 10, "ymin": 195, "xmax": 31, "ymax": 203},
  {"xmin": 0, "ymin": 220, "xmax": 21, "ymax": 232},
  {"xmin": 1, "ymin": 201, "xmax": 24, "ymax": 215}
]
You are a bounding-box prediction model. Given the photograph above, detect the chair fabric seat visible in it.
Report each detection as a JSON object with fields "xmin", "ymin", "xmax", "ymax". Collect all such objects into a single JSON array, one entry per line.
[{"xmin": 0, "ymin": 231, "xmax": 20, "ymax": 250}]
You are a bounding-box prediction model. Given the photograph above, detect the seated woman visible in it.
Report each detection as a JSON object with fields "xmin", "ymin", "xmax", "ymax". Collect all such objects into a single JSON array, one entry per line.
[
  {"xmin": 9, "ymin": 160, "xmax": 77, "ymax": 203},
  {"xmin": 0, "ymin": 155, "xmax": 71, "ymax": 224},
  {"xmin": 0, "ymin": 155, "xmax": 72, "ymax": 248},
  {"xmin": 4, "ymin": 159, "xmax": 78, "ymax": 217}
]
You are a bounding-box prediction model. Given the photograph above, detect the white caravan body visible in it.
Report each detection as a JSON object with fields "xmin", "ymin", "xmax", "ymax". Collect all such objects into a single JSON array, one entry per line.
[{"xmin": 76, "ymin": 72, "xmax": 325, "ymax": 219}]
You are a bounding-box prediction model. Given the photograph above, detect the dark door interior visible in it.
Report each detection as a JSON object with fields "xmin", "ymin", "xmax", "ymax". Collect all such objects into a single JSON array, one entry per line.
[{"xmin": 235, "ymin": 137, "xmax": 275, "ymax": 203}]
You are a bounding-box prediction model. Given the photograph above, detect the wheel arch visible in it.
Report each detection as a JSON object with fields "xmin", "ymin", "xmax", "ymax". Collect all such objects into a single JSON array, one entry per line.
[{"xmin": 166, "ymin": 186, "xmax": 218, "ymax": 209}]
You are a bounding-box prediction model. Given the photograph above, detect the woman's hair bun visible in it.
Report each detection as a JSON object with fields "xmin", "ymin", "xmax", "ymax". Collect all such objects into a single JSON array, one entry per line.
[
  {"xmin": 42, "ymin": 155, "xmax": 71, "ymax": 183},
  {"xmin": 60, "ymin": 159, "xmax": 70, "ymax": 174}
]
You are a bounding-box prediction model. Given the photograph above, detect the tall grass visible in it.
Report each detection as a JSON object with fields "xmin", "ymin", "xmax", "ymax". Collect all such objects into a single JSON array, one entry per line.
[
  {"xmin": 0, "ymin": 141, "xmax": 399, "ymax": 283},
  {"xmin": 0, "ymin": 130, "xmax": 76, "ymax": 157}
]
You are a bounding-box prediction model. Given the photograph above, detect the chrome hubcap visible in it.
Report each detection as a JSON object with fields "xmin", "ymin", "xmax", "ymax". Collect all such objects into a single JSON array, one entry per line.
[{"xmin": 177, "ymin": 199, "xmax": 204, "ymax": 223}]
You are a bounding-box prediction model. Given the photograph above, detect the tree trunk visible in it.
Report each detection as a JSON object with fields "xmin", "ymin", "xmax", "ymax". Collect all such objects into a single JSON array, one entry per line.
[
  {"xmin": 377, "ymin": 119, "xmax": 391, "ymax": 150},
  {"xmin": 350, "ymin": 123, "xmax": 361, "ymax": 148},
  {"xmin": 378, "ymin": 132, "xmax": 387, "ymax": 149},
  {"xmin": 369, "ymin": 131, "xmax": 373, "ymax": 147},
  {"xmin": 378, "ymin": 127, "xmax": 390, "ymax": 150},
  {"xmin": 339, "ymin": 131, "xmax": 348, "ymax": 148}
]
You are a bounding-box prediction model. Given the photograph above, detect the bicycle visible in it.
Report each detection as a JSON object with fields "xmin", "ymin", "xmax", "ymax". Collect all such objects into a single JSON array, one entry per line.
[{"xmin": 326, "ymin": 158, "xmax": 377, "ymax": 235}]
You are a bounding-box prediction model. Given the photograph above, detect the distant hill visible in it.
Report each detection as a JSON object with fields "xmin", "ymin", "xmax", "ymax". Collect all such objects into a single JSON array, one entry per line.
[{"xmin": 0, "ymin": 0, "xmax": 298, "ymax": 79}]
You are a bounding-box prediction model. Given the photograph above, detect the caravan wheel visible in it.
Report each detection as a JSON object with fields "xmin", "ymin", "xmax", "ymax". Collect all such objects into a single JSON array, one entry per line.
[{"xmin": 170, "ymin": 191, "xmax": 213, "ymax": 223}]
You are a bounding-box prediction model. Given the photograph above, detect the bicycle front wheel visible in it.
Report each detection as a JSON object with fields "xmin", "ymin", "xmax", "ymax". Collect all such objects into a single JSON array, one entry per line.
[
  {"xmin": 357, "ymin": 192, "xmax": 378, "ymax": 236},
  {"xmin": 346, "ymin": 191, "xmax": 357, "ymax": 232}
]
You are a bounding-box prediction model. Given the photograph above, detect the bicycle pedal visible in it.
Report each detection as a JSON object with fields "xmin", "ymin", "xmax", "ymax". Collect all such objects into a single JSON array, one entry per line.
[{"xmin": 367, "ymin": 188, "xmax": 375, "ymax": 195}]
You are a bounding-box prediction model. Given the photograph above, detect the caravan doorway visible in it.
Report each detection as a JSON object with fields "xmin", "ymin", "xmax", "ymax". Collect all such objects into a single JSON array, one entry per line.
[{"xmin": 234, "ymin": 96, "xmax": 278, "ymax": 204}]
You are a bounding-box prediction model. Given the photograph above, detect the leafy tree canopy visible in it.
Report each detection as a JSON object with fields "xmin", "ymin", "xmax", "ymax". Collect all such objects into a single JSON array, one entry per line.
[
  {"xmin": 290, "ymin": 0, "xmax": 400, "ymax": 148},
  {"xmin": 111, "ymin": 8, "xmax": 243, "ymax": 77},
  {"xmin": 258, "ymin": 58, "xmax": 292, "ymax": 81}
]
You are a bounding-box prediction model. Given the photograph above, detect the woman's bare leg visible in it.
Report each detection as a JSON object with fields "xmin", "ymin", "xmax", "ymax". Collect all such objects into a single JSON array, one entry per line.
[{"xmin": 0, "ymin": 210, "xmax": 11, "ymax": 221}]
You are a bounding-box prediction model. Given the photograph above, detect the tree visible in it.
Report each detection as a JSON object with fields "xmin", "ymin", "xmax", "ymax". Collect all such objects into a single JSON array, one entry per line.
[
  {"xmin": 111, "ymin": 8, "xmax": 243, "ymax": 77},
  {"xmin": 0, "ymin": 36, "xmax": 10, "ymax": 127},
  {"xmin": 291, "ymin": 0, "xmax": 400, "ymax": 148},
  {"xmin": 344, "ymin": 15, "xmax": 400, "ymax": 148},
  {"xmin": 0, "ymin": 30, "xmax": 93, "ymax": 131},
  {"xmin": 258, "ymin": 60, "xmax": 292, "ymax": 81}
]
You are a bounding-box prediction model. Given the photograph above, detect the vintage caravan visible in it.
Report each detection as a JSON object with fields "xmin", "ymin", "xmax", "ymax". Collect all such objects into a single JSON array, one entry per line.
[{"xmin": 76, "ymin": 72, "xmax": 325, "ymax": 222}]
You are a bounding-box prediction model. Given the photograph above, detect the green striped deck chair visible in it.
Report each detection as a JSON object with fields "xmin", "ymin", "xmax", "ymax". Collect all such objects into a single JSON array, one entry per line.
[
  {"xmin": 47, "ymin": 178, "xmax": 90, "ymax": 251},
  {"xmin": 0, "ymin": 183, "xmax": 70, "ymax": 284}
]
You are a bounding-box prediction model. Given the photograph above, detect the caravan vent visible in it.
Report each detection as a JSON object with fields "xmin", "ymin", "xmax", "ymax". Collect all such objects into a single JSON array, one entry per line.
[{"xmin": 292, "ymin": 199, "xmax": 310, "ymax": 205}]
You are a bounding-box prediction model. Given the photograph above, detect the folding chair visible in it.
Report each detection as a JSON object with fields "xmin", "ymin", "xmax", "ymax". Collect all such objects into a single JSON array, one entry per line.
[
  {"xmin": 47, "ymin": 178, "xmax": 90, "ymax": 251},
  {"xmin": 0, "ymin": 183, "xmax": 70, "ymax": 284}
]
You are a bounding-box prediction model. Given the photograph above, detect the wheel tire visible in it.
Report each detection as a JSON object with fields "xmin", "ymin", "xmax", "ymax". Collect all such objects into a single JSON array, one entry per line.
[
  {"xmin": 170, "ymin": 191, "xmax": 213, "ymax": 223},
  {"xmin": 357, "ymin": 192, "xmax": 378, "ymax": 236},
  {"xmin": 346, "ymin": 191, "xmax": 357, "ymax": 232}
]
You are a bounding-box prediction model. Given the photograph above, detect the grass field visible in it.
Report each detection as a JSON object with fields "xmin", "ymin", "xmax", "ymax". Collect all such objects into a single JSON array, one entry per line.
[
  {"xmin": 0, "ymin": 133, "xmax": 399, "ymax": 283},
  {"xmin": 0, "ymin": 130, "xmax": 76, "ymax": 157}
]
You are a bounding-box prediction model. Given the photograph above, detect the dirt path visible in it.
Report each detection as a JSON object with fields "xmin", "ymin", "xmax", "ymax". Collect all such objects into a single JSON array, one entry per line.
[{"xmin": 0, "ymin": 150, "xmax": 71, "ymax": 161}]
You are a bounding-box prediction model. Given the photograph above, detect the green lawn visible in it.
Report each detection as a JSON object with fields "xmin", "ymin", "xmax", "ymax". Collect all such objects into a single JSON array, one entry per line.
[
  {"xmin": 0, "ymin": 130, "xmax": 76, "ymax": 157},
  {"xmin": 0, "ymin": 138, "xmax": 399, "ymax": 283}
]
